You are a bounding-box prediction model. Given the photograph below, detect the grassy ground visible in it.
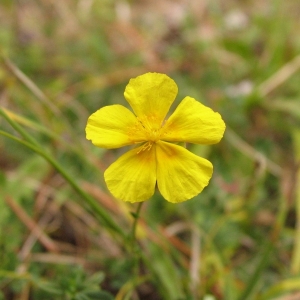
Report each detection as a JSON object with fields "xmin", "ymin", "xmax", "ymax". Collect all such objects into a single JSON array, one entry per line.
[{"xmin": 1, "ymin": 0, "xmax": 300, "ymax": 299}]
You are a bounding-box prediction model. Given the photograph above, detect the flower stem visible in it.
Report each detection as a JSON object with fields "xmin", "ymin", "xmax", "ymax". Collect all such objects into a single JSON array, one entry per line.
[
  {"xmin": 130, "ymin": 202, "xmax": 144, "ymax": 244},
  {"xmin": 129, "ymin": 202, "xmax": 144, "ymax": 276}
]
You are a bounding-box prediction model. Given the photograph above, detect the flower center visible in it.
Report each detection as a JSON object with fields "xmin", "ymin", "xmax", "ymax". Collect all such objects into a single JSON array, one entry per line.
[
  {"xmin": 137, "ymin": 114, "xmax": 163, "ymax": 142},
  {"xmin": 128, "ymin": 114, "xmax": 170, "ymax": 151},
  {"xmin": 147, "ymin": 128, "xmax": 161, "ymax": 142}
]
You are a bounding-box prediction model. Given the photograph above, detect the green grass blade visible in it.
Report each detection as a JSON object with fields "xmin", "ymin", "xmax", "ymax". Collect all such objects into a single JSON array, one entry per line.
[{"xmin": 0, "ymin": 129, "xmax": 126, "ymax": 238}]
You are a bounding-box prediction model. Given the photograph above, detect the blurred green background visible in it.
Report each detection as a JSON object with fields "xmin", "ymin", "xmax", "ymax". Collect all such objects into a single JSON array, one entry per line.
[{"xmin": 1, "ymin": 0, "xmax": 300, "ymax": 299}]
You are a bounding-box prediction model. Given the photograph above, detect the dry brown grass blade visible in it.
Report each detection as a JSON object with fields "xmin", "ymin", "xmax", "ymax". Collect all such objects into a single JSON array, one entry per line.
[
  {"xmin": 225, "ymin": 127, "xmax": 282, "ymax": 177},
  {"xmin": 2, "ymin": 56, "xmax": 61, "ymax": 115},
  {"xmin": 29, "ymin": 253, "xmax": 87, "ymax": 266},
  {"xmin": 4, "ymin": 196, "xmax": 59, "ymax": 253},
  {"xmin": 18, "ymin": 211, "xmax": 55, "ymax": 261},
  {"xmin": 278, "ymin": 291, "xmax": 300, "ymax": 300},
  {"xmin": 81, "ymin": 181, "xmax": 126, "ymax": 216},
  {"xmin": 258, "ymin": 54, "xmax": 300, "ymax": 97},
  {"xmin": 160, "ymin": 224, "xmax": 191, "ymax": 257}
]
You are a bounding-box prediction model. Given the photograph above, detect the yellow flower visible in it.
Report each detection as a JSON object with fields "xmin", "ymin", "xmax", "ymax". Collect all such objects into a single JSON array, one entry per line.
[{"xmin": 86, "ymin": 73, "xmax": 225, "ymax": 203}]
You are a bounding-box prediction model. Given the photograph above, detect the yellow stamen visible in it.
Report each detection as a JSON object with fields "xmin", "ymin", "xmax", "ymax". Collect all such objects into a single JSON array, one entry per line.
[{"xmin": 137, "ymin": 141, "xmax": 154, "ymax": 154}]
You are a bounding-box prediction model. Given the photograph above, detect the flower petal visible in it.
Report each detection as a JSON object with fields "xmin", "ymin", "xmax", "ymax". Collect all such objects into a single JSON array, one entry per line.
[
  {"xmin": 86, "ymin": 105, "xmax": 146, "ymax": 149},
  {"xmin": 161, "ymin": 97, "xmax": 226, "ymax": 144},
  {"xmin": 156, "ymin": 141, "xmax": 213, "ymax": 203},
  {"xmin": 104, "ymin": 145, "xmax": 157, "ymax": 202},
  {"xmin": 124, "ymin": 73, "xmax": 178, "ymax": 129}
]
